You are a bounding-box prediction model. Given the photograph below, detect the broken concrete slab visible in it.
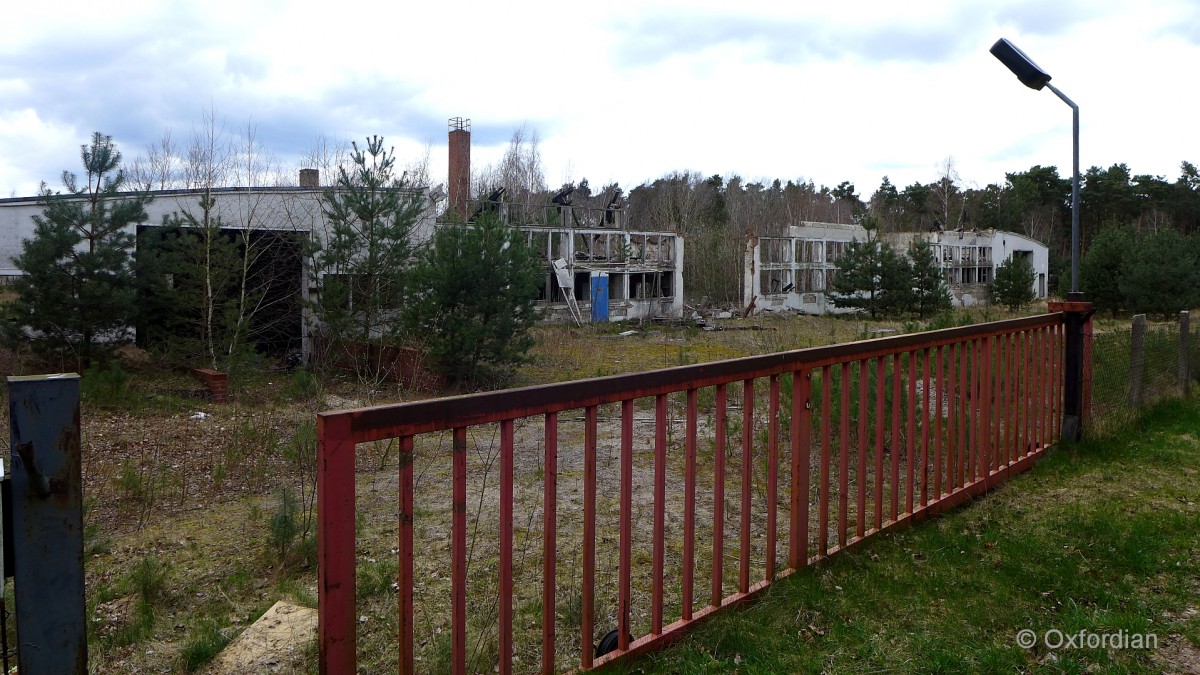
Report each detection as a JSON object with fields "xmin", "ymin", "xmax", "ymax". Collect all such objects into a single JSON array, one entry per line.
[{"xmin": 205, "ymin": 600, "xmax": 316, "ymax": 674}]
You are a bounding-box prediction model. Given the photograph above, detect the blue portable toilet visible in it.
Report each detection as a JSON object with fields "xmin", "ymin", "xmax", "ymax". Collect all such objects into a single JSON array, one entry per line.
[{"xmin": 590, "ymin": 271, "xmax": 609, "ymax": 323}]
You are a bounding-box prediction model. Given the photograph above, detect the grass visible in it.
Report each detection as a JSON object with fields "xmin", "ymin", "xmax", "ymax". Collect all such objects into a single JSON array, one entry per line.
[
  {"xmin": 9, "ymin": 303, "xmax": 1187, "ymax": 672},
  {"xmin": 616, "ymin": 396, "xmax": 1200, "ymax": 674}
]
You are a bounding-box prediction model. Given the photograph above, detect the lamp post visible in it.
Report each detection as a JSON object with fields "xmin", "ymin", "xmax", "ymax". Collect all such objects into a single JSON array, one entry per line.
[
  {"xmin": 989, "ymin": 37, "xmax": 1080, "ymax": 296},
  {"xmin": 990, "ymin": 37, "xmax": 1090, "ymax": 441}
]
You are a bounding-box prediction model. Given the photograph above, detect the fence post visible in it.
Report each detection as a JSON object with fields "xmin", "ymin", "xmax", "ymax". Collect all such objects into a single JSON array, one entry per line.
[
  {"xmin": 7, "ymin": 374, "xmax": 87, "ymax": 674},
  {"xmin": 318, "ymin": 413, "xmax": 356, "ymax": 675},
  {"xmin": 1127, "ymin": 314, "xmax": 1147, "ymax": 408},
  {"xmin": 1180, "ymin": 311, "xmax": 1191, "ymax": 398},
  {"xmin": 1049, "ymin": 297, "xmax": 1094, "ymax": 441}
]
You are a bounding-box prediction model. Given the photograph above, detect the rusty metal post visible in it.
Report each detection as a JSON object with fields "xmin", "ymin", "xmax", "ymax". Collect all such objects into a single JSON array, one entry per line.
[
  {"xmin": 8, "ymin": 374, "xmax": 87, "ymax": 675},
  {"xmin": 318, "ymin": 412, "xmax": 355, "ymax": 675},
  {"xmin": 1050, "ymin": 298, "xmax": 1094, "ymax": 441}
]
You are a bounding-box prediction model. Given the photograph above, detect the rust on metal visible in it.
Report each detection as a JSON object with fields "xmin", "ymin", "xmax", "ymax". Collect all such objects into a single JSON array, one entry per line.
[{"xmin": 315, "ymin": 312, "xmax": 1078, "ymax": 673}]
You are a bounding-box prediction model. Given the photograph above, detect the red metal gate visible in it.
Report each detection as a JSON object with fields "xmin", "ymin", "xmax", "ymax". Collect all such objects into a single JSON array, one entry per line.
[{"xmin": 318, "ymin": 314, "xmax": 1067, "ymax": 673}]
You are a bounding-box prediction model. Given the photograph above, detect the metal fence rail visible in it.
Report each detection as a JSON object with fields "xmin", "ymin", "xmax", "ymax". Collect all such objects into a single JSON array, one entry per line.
[{"xmin": 318, "ymin": 313, "xmax": 1067, "ymax": 674}]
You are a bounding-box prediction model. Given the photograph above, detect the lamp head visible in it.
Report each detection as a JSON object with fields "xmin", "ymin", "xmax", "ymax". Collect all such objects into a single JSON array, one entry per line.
[{"xmin": 990, "ymin": 38, "xmax": 1052, "ymax": 91}]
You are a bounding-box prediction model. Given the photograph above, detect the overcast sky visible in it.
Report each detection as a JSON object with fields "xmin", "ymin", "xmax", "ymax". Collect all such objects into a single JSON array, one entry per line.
[{"xmin": 2, "ymin": 0, "xmax": 1198, "ymax": 200}]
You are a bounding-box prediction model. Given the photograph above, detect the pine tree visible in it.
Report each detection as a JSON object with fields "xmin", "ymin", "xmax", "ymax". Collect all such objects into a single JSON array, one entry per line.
[
  {"xmin": 6, "ymin": 133, "xmax": 150, "ymax": 367},
  {"xmin": 829, "ymin": 218, "xmax": 910, "ymax": 319},
  {"xmin": 308, "ymin": 136, "xmax": 423, "ymax": 377},
  {"xmin": 1119, "ymin": 229, "xmax": 1200, "ymax": 317},
  {"xmin": 990, "ymin": 254, "xmax": 1036, "ymax": 311},
  {"xmin": 907, "ymin": 238, "xmax": 952, "ymax": 318},
  {"xmin": 1079, "ymin": 224, "xmax": 1130, "ymax": 315},
  {"xmin": 404, "ymin": 212, "xmax": 543, "ymax": 387}
]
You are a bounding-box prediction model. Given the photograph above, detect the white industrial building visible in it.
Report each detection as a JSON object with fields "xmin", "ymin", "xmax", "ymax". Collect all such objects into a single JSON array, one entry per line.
[{"xmin": 743, "ymin": 221, "xmax": 1050, "ymax": 314}]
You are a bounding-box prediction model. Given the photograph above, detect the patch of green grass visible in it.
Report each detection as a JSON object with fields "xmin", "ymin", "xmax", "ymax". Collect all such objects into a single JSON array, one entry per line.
[
  {"xmin": 180, "ymin": 616, "xmax": 232, "ymax": 671},
  {"xmin": 625, "ymin": 397, "xmax": 1200, "ymax": 674}
]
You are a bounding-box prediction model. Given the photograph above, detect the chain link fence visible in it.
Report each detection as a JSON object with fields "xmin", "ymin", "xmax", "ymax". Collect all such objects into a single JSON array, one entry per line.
[{"xmin": 1086, "ymin": 310, "xmax": 1196, "ymax": 438}]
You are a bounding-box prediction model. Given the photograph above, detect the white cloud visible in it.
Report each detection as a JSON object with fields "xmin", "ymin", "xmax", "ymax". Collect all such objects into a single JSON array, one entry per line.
[{"xmin": 1, "ymin": 0, "xmax": 1198, "ymax": 197}]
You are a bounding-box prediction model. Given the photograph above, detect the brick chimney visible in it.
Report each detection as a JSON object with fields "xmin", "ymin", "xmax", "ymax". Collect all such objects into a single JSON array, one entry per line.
[
  {"xmin": 447, "ymin": 117, "xmax": 471, "ymax": 218},
  {"xmin": 299, "ymin": 168, "xmax": 319, "ymax": 188}
]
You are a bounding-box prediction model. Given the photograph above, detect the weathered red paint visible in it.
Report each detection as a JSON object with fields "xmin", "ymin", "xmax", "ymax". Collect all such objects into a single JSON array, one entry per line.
[
  {"xmin": 317, "ymin": 413, "xmax": 355, "ymax": 675},
  {"xmin": 619, "ymin": 400, "xmax": 633, "ymax": 651},
  {"xmin": 856, "ymin": 360, "xmax": 868, "ymax": 539},
  {"xmin": 452, "ymin": 427, "xmax": 467, "ymax": 675},
  {"xmin": 543, "ymin": 413, "xmax": 557, "ymax": 674},
  {"xmin": 317, "ymin": 313, "xmax": 1076, "ymax": 673},
  {"xmin": 683, "ymin": 389, "xmax": 697, "ymax": 621},
  {"xmin": 398, "ymin": 435, "xmax": 414, "ymax": 674},
  {"xmin": 582, "ymin": 407, "xmax": 597, "ymax": 669},
  {"xmin": 651, "ymin": 395, "xmax": 666, "ymax": 635},
  {"xmin": 766, "ymin": 375, "xmax": 779, "ymax": 581},
  {"xmin": 499, "ymin": 420, "xmax": 514, "ymax": 675},
  {"xmin": 820, "ymin": 365, "xmax": 831, "ymax": 555},
  {"xmin": 874, "ymin": 357, "xmax": 885, "ymax": 530},
  {"xmin": 839, "ymin": 362, "xmax": 850, "ymax": 548},
  {"xmin": 740, "ymin": 379, "xmax": 754, "ymax": 593},
  {"xmin": 712, "ymin": 384, "xmax": 727, "ymax": 607}
]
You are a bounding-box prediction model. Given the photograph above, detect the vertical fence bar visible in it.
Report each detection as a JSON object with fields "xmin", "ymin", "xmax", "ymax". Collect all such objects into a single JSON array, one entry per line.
[
  {"xmin": 1026, "ymin": 330, "xmax": 1035, "ymax": 453},
  {"xmin": 820, "ymin": 365, "xmax": 832, "ymax": 555},
  {"xmin": 618, "ymin": 400, "xmax": 633, "ymax": 651},
  {"xmin": 957, "ymin": 341, "xmax": 968, "ymax": 488},
  {"xmin": 946, "ymin": 344, "xmax": 957, "ymax": 493},
  {"xmin": 968, "ymin": 339, "xmax": 979, "ymax": 484},
  {"xmin": 920, "ymin": 349, "xmax": 931, "ymax": 507},
  {"xmin": 934, "ymin": 346, "xmax": 944, "ymax": 499},
  {"xmin": 683, "ymin": 389, "xmax": 697, "ymax": 620},
  {"xmin": 741, "ymin": 379, "xmax": 754, "ymax": 593},
  {"xmin": 991, "ymin": 334, "xmax": 1003, "ymax": 474},
  {"xmin": 874, "ymin": 357, "xmax": 885, "ymax": 530},
  {"xmin": 766, "ymin": 375, "xmax": 779, "ymax": 580},
  {"xmin": 856, "ymin": 360, "xmax": 868, "ymax": 538},
  {"xmin": 890, "ymin": 355, "xmax": 901, "ymax": 520},
  {"xmin": 980, "ymin": 337, "xmax": 992, "ymax": 485},
  {"xmin": 995, "ymin": 334, "xmax": 1007, "ymax": 469},
  {"xmin": 452, "ymin": 426, "xmax": 468, "ymax": 675},
  {"xmin": 318, "ymin": 413, "xmax": 356, "ymax": 675},
  {"xmin": 543, "ymin": 413, "xmax": 558, "ymax": 674},
  {"xmin": 1006, "ymin": 333, "xmax": 1018, "ymax": 464},
  {"xmin": 906, "ymin": 351, "xmax": 916, "ymax": 514},
  {"xmin": 1041, "ymin": 326, "xmax": 1051, "ymax": 450},
  {"xmin": 651, "ymin": 397, "xmax": 666, "ymax": 635},
  {"xmin": 582, "ymin": 408, "xmax": 597, "ymax": 669},
  {"xmin": 1056, "ymin": 322, "xmax": 1066, "ymax": 440},
  {"xmin": 1021, "ymin": 330, "xmax": 1030, "ymax": 456},
  {"xmin": 1032, "ymin": 326, "xmax": 1041, "ymax": 446},
  {"xmin": 791, "ymin": 370, "xmax": 812, "ymax": 569},
  {"xmin": 838, "ymin": 362, "xmax": 850, "ymax": 548},
  {"xmin": 499, "ymin": 420, "xmax": 515, "ymax": 675},
  {"xmin": 712, "ymin": 385, "xmax": 727, "ymax": 607},
  {"xmin": 1032, "ymin": 329, "xmax": 1041, "ymax": 449},
  {"xmin": 398, "ymin": 435, "xmax": 415, "ymax": 675}
]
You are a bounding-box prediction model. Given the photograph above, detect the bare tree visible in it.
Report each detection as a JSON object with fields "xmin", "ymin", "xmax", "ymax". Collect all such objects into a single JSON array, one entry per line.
[
  {"xmin": 476, "ymin": 125, "xmax": 547, "ymax": 204},
  {"xmin": 931, "ymin": 156, "xmax": 968, "ymax": 231}
]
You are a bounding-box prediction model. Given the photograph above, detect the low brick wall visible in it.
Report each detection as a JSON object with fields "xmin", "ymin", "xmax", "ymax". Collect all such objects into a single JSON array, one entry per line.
[{"xmin": 189, "ymin": 368, "xmax": 228, "ymax": 403}]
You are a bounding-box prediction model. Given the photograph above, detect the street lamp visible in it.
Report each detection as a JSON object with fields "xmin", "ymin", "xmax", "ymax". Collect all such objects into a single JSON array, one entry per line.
[
  {"xmin": 990, "ymin": 37, "xmax": 1081, "ymax": 297},
  {"xmin": 991, "ymin": 37, "xmax": 1090, "ymax": 441}
]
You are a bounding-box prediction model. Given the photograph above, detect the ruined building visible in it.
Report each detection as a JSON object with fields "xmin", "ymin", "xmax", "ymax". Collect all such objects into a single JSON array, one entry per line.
[{"xmin": 744, "ymin": 222, "xmax": 1050, "ymax": 314}]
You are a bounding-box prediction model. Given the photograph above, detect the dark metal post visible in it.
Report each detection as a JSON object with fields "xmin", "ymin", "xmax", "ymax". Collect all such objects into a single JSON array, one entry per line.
[
  {"xmin": 7, "ymin": 374, "xmax": 87, "ymax": 674},
  {"xmin": 1050, "ymin": 302, "xmax": 1093, "ymax": 440},
  {"xmin": 1046, "ymin": 83, "xmax": 1080, "ymax": 293}
]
